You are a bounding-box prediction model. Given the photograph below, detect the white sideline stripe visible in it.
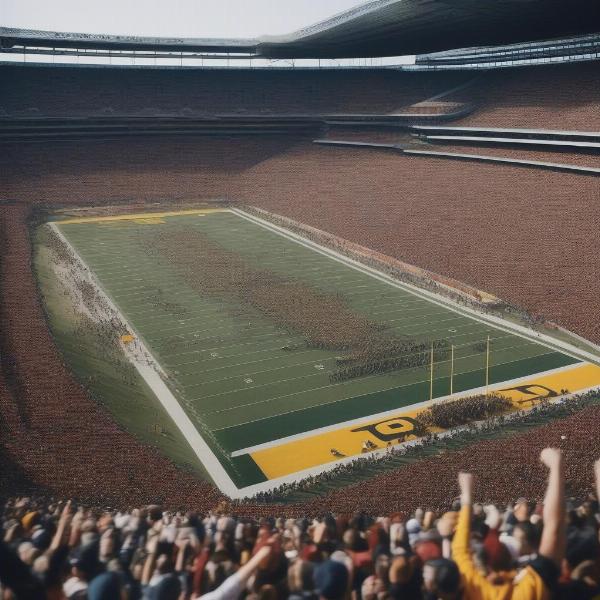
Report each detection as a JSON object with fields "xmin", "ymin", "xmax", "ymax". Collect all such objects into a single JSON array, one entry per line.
[
  {"xmin": 50, "ymin": 222, "xmax": 243, "ymax": 499},
  {"xmin": 230, "ymin": 361, "xmax": 585, "ymax": 457},
  {"xmin": 231, "ymin": 208, "xmax": 600, "ymax": 365}
]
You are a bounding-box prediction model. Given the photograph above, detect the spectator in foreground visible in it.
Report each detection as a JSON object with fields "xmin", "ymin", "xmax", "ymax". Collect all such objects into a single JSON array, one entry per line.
[{"xmin": 1, "ymin": 451, "xmax": 600, "ymax": 599}]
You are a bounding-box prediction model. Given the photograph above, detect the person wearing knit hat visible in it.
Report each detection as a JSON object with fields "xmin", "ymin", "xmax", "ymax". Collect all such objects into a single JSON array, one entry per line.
[
  {"xmin": 482, "ymin": 504, "xmax": 517, "ymax": 576},
  {"xmin": 406, "ymin": 518, "xmax": 422, "ymax": 546},
  {"xmin": 87, "ymin": 571, "xmax": 124, "ymax": 600},
  {"xmin": 21, "ymin": 511, "xmax": 40, "ymax": 532},
  {"xmin": 313, "ymin": 560, "xmax": 348, "ymax": 600},
  {"xmin": 414, "ymin": 530, "xmax": 443, "ymax": 564},
  {"xmin": 482, "ymin": 527, "xmax": 514, "ymax": 575}
]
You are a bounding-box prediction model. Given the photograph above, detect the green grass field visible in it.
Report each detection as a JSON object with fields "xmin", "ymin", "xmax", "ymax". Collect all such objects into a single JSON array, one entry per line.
[{"xmin": 52, "ymin": 209, "xmax": 580, "ymax": 492}]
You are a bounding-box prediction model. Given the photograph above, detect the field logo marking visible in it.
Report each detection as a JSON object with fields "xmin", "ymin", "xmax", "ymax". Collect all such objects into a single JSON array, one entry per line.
[
  {"xmin": 55, "ymin": 207, "xmax": 225, "ymax": 225},
  {"xmin": 248, "ymin": 362, "xmax": 600, "ymax": 479}
]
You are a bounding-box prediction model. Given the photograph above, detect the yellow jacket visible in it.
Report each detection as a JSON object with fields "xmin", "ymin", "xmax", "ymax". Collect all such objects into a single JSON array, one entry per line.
[{"xmin": 452, "ymin": 506, "xmax": 549, "ymax": 600}]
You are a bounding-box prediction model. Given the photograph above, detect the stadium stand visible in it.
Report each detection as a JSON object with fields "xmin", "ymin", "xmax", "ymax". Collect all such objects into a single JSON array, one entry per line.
[
  {"xmin": 314, "ymin": 138, "xmax": 600, "ymax": 172},
  {"xmin": 405, "ymin": 145, "xmax": 600, "ymax": 171},
  {"xmin": 0, "ymin": 65, "xmax": 469, "ymax": 118},
  {"xmin": 414, "ymin": 33, "xmax": 600, "ymax": 69},
  {"xmin": 2, "ymin": 132, "xmax": 600, "ymax": 512},
  {"xmin": 1, "ymin": 7, "xmax": 600, "ymax": 598},
  {"xmin": 452, "ymin": 62, "xmax": 600, "ymax": 131}
]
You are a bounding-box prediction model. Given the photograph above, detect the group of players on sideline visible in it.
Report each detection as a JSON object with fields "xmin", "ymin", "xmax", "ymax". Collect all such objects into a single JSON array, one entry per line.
[{"xmin": 1, "ymin": 449, "xmax": 600, "ymax": 600}]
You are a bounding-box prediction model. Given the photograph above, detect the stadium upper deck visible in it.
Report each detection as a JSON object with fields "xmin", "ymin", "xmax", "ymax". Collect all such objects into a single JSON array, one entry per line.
[{"xmin": 2, "ymin": 0, "xmax": 599, "ymax": 60}]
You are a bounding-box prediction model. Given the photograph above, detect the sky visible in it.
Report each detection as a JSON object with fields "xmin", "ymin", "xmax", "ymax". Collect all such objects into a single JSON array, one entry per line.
[{"xmin": 3, "ymin": 0, "xmax": 367, "ymax": 38}]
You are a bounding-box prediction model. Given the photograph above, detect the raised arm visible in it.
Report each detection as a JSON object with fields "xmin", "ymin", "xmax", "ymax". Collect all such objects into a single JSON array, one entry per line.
[
  {"xmin": 538, "ymin": 448, "xmax": 566, "ymax": 566},
  {"xmin": 452, "ymin": 472, "xmax": 473, "ymax": 559},
  {"xmin": 193, "ymin": 545, "xmax": 272, "ymax": 600},
  {"xmin": 49, "ymin": 500, "xmax": 72, "ymax": 552},
  {"xmin": 141, "ymin": 534, "xmax": 159, "ymax": 586},
  {"xmin": 451, "ymin": 472, "xmax": 489, "ymax": 594}
]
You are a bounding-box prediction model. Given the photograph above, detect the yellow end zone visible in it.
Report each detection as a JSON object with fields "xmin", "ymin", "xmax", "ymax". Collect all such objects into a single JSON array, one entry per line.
[
  {"xmin": 250, "ymin": 362, "xmax": 600, "ymax": 479},
  {"xmin": 55, "ymin": 208, "xmax": 226, "ymax": 225}
]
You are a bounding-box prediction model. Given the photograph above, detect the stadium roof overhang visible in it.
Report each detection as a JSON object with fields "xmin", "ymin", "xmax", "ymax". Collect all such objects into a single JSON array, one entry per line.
[{"xmin": 2, "ymin": 0, "xmax": 599, "ymax": 59}]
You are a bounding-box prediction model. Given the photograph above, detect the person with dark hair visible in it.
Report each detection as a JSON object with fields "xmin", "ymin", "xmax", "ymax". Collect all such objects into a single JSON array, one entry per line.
[
  {"xmin": 195, "ymin": 542, "xmax": 275, "ymax": 600},
  {"xmin": 513, "ymin": 522, "xmax": 543, "ymax": 567},
  {"xmin": 423, "ymin": 558, "xmax": 461, "ymax": 600},
  {"xmin": 87, "ymin": 571, "xmax": 126, "ymax": 600},
  {"xmin": 140, "ymin": 528, "xmax": 181, "ymax": 600},
  {"xmin": 0, "ymin": 539, "xmax": 46, "ymax": 600},
  {"xmin": 313, "ymin": 560, "xmax": 348, "ymax": 600}
]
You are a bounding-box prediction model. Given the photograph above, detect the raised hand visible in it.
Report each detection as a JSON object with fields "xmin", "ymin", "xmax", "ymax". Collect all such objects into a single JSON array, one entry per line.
[
  {"xmin": 540, "ymin": 448, "xmax": 563, "ymax": 471},
  {"xmin": 458, "ymin": 472, "xmax": 474, "ymax": 506},
  {"xmin": 50, "ymin": 500, "xmax": 72, "ymax": 551},
  {"xmin": 538, "ymin": 447, "xmax": 565, "ymax": 566}
]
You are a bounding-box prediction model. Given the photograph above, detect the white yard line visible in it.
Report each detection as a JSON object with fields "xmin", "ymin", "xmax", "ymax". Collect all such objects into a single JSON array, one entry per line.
[{"xmin": 194, "ymin": 341, "xmax": 550, "ymax": 406}]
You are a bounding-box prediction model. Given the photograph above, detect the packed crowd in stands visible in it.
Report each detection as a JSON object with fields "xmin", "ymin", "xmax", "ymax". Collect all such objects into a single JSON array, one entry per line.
[{"xmin": 2, "ymin": 448, "xmax": 600, "ymax": 600}]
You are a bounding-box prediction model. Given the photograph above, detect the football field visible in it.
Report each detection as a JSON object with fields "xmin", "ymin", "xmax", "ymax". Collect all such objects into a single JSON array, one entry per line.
[{"xmin": 53, "ymin": 208, "xmax": 600, "ymax": 497}]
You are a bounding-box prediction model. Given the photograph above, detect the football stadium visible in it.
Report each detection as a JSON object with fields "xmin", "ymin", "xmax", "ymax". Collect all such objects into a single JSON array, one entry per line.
[{"xmin": 2, "ymin": 1, "xmax": 600, "ymax": 597}]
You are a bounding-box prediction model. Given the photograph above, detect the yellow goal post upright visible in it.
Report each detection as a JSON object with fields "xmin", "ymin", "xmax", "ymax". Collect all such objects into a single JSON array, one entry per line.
[
  {"xmin": 450, "ymin": 344, "xmax": 454, "ymax": 395},
  {"xmin": 485, "ymin": 334, "xmax": 491, "ymax": 396},
  {"xmin": 429, "ymin": 336, "xmax": 490, "ymax": 402},
  {"xmin": 429, "ymin": 342, "xmax": 434, "ymax": 401}
]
